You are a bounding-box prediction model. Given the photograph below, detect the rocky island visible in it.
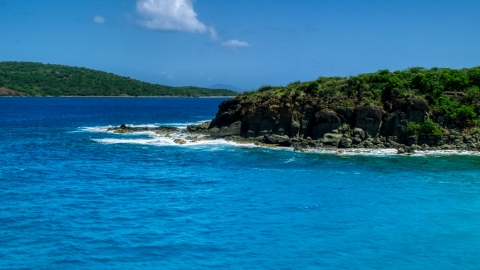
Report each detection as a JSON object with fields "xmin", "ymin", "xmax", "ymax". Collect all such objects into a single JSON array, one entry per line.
[
  {"xmin": 187, "ymin": 66, "xmax": 480, "ymax": 153},
  {"xmin": 107, "ymin": 66, "xmax": 480, "ymax": 154}
]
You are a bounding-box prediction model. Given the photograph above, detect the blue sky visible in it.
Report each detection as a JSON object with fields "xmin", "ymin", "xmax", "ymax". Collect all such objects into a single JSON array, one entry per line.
[{"xmin": 1, "ymin": 0, "xmax": 480, "ymax": 90}]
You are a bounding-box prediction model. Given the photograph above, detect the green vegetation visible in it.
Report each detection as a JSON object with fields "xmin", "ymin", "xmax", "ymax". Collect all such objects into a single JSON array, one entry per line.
[
  {"xmin": 0, "ymin": 62, "xmax": 237, "ymax": 97},
  {"xmin": 243, "ymin": 66, "xmax": 480, "ymax": 127},
  {"xmin": 407, "ymin": 119, "xmax": 443, "ymax": 136}
]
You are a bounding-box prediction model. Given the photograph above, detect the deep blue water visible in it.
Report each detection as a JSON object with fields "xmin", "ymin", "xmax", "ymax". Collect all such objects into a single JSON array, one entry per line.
[{"xmin": 1, "ymin": 97, "xmax": 480, "ymax": 269}]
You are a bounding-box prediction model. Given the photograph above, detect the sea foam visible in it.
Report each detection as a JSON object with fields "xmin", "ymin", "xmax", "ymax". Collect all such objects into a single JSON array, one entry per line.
[{"xmin": 82, "ymin": 124, "xmax": 480, "ymax": 156}]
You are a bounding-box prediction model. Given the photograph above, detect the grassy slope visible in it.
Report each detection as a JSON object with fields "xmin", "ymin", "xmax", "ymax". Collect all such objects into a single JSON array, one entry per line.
[{"xmin": 0, "ymin": 62, "xmax": 237, "ymax": 97}]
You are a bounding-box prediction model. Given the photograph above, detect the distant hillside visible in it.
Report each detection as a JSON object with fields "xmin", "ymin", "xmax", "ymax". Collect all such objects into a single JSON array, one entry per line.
[
  {"xmin": 209, "ymin": 84, "xmax": 245, "ymax": 92},
  {"xmin": 0, "ymin": 62, "xmax": 237, "ymax": 97}
]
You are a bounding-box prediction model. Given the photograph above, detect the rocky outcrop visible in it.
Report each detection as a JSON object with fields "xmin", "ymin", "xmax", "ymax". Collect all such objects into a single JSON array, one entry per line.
[
  {"xmin": 196, "ymin": 94, "xmax": 480, "ymax": 153},
  {"xmin": 107, "ymin": 124, "xmax": 179, "ymax": 134},
  {"xmin": 311, "ymin": 110, "xmax": 341, "ymax": 139},
  {"xmin": 107, "ymin": 91, "xmax": 480, "ymax": 154},
  {"xmin": 353, "ymin": 106, "xmax": 383, "ymax": 137}
]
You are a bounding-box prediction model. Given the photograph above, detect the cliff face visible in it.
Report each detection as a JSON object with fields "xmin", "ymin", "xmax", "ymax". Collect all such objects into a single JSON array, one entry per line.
[
  {"xmin": 200, "ymin": 66, "xmax": 480, "ymax": 151},
  {"xmin": 201, "ymin": 91, "xmax": 479, "ymax": 152},
  {"xmin": 209, "ymin": 95, "xmax": 428, "ymax": 141}
]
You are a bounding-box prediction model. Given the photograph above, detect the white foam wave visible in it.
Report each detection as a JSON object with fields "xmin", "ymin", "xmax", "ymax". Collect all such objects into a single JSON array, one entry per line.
[
  {"xmin": 80, "ymin": 124, "xmax": 480, "ymax": 156},
  {"xmin": 92, "ymin": 132, "xmax": 258, "ymax": 148},
  {"xmin": 411, "ymin": 150, "xmax": 480, "ymax": 156},
  {"xmin": 156, "ymin": 119, "xmax": 211, "ymax": 128},
  {"xmin": 77, "ymin": 126, "xmax": 112, "ymax": 133},
  {"xmin": 308, "ymin": 148, "xmax": 399, "ymax": 156}
]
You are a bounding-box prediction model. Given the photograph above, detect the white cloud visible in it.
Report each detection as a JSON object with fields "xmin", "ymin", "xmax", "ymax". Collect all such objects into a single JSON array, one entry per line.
[
  {"xmin": 136, "ymin": 0, "xmax": 217, "ymax": 39},
  {"xmin": 93, "ymin": 15, "xmax": 105, "ymax": 24},
  {"xmin": 222, "ymin": 39, "xmax": 250, "ymax": 47}
]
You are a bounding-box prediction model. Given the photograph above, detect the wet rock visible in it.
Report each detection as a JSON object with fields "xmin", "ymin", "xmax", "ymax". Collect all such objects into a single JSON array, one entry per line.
[
  {"xmin": 173, "ymin": 139, "xmax": 186, "ymax": 145},
  {"xmin": 339, "ymin": 138, "xmax": 353, "ymax": 148},
  {"xmin": 323, "ymin": 133, "xmax": 343, "ymax": 146},
  {"xmin": 208, "ymin": 121, "xmax": 242, "ymax": 137},
  {"xmin": 187, "ymin": 121, "xmax": 211, "ymax": 132},
  {"xmin": 107, "ymin": 124, "xmax": 179, "ymax": 134},
  {"xmin": 264, "ymin": 134, "xmax": 291, "ymax": 146}
]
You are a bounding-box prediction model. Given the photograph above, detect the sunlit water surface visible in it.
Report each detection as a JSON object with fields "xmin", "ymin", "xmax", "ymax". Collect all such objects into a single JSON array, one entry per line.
[{"xmin": 1, "ymin": 97, "xmax": 480, "ymax": 269}]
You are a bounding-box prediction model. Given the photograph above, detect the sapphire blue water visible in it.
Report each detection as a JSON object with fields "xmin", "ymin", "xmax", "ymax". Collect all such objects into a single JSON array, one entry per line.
[{"xmin": 1, "ymin": 97, "xmax": 480, "ymax": 269}]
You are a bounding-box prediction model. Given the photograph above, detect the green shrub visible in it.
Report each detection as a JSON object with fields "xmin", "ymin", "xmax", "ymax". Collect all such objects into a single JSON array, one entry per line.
[
  {"xmin": 297, "ymin": 81, "xmax": 319, "ymax": 93},
  {"xmin": 258, "ymin": 85, "xmax": 273, "ymax": 92},
  {"xmin": 407, "ymin": 119, "xmax": 443, "ymax": 136},
  {"xmin": 407, "ymin": 122, "xmax": 422, "ymax": 136}
]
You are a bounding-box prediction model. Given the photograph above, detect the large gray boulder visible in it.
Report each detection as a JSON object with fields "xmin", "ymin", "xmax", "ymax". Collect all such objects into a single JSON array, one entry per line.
[
  {"xmin": 264, "ymin": 134, "xmax": 291, "ymax": 146},
  {"xmin": 323, "ymin": 133, "xmax": 343, "ymax": 146},
  {"xmin": 208, "ymin": 121, "xmax": 242, "ymax": 137}
]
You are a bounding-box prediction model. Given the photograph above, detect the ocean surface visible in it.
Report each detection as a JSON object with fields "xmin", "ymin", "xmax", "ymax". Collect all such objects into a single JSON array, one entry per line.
[{"xmin": 1, "ymin": 97, "xmax": 480, "ymax": 270}]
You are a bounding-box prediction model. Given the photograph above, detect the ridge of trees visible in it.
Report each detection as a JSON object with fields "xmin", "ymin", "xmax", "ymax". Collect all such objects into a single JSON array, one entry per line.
[{"xmin": 0, "ymin": 62, "xmax": 237, "ymax": 97}]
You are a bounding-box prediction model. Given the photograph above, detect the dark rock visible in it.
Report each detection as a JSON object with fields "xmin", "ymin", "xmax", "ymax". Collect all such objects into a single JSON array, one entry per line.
[
  {"xmin": 406, "ymin": 98, "xmax": 429, "ymax": 123},
  {"xmin": 208, "ymin": 121, "xmax": 242, "ymax": 137},
  {"xmin": 107, "ymin": 124, "xmax": 179, "ymax": 134},
  {"xmin": 381, "ymin": 111, "xmax": 408, "ymax": 140},
  {"xmin": 354, "ymin": 106, "xmax": 383, "ymax": 137},
  {"xmin": 290, "ymin": 120, "xmax": 301, "ymax": 137},
  {"xmin": 264, "ymin": 134, "xmax": 291, "ymax": 146},
  {"xmin": 258, "ymin": 118, "xmax": 275, "ymax": 136},
  {"xmin": 353, "ymin": 128, "xmax": 366, "ymax": 140},
  {"xmin": 339, "ymin": 138, "xmax": 353, "ymax": 148},
  {"xmin": 311, "ymin": 110, "xmax": 342, "ymax": 139},
  {"xmin": 406, "ymin": 136, "xmax": 417, "ymax": 146},
  {"xmin": 187, "ymin": 121, "xmax": 211, "ymax": 132},
  {"xmin": 173, "ymin": 139, "xmax": 186, "ymax": 145},
  {"xmin": 291, "ymin": 141, "xmax": 309, "ymax": 151},
  {"xmin": 323, "ymin": 133, "xmax": 343, "ymax": 146}
]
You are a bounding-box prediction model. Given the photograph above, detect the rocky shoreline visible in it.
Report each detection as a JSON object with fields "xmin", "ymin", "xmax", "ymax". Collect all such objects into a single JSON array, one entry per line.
[
  {"xmin": 186, "ymin": 94, "xmax": 480, "ymax": 154},
  {"xmin": 107, "ymin": 120, "xmax": 480, "ymax": 154}
]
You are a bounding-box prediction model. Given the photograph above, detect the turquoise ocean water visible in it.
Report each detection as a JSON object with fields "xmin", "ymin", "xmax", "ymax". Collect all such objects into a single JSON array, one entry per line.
[{"xmin": 1, "ymin": 97, "xmax": 480, "ymax": 269}]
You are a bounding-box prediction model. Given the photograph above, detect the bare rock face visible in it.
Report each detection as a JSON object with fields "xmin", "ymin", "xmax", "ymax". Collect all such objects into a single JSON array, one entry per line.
[
  {"xmin": 311, "ymin": 110, "xmax": 342, "ymax": 140},
  {"xmin": 289, "ymin": 120, "xmax": 301, "ymax": 137},
  {"xmin": 354, "ymin": 106, "xmax": 383, "ymax": 137},
  {"xmin": 406, "ymin": 98, "xmax": 429, "ymax": 123},
  {"xmin": 258, "ymin": 118, "xmax": 275, "ymax": 136},
  {"xmin": 381, "ymin": 111, "xmax": 408, "ymax": 140},
  {"xmin": 208, "ymin": 120, "xmax": 242, "ymax": 137}
]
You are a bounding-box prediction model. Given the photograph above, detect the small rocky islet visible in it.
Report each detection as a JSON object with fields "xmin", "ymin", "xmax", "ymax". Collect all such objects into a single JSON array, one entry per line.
[{"xmin": 110, "ymin": 67, "xmax": 480, "ymax": 154}]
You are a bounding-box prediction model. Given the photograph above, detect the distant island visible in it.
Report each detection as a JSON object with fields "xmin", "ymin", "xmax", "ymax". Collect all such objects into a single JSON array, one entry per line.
[{"xmin": 0, "ymin": 62, "xmax": 237, "ymax": 97}]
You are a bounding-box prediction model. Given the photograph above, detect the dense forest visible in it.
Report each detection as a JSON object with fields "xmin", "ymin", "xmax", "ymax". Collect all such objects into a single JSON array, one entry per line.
[
  {"xmin": 0, "ymin": 62, "xmax": 237, "ymax": 97},
  {"xmin": 243, "ymin": 66, "xmax": 480, "ymax": 128}
]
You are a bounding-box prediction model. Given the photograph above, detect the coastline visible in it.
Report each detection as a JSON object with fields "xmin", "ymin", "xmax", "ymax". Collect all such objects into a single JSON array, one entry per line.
[{"xmin": 103, "ymin": 123, "xmax": 480, "ymax": 156}]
